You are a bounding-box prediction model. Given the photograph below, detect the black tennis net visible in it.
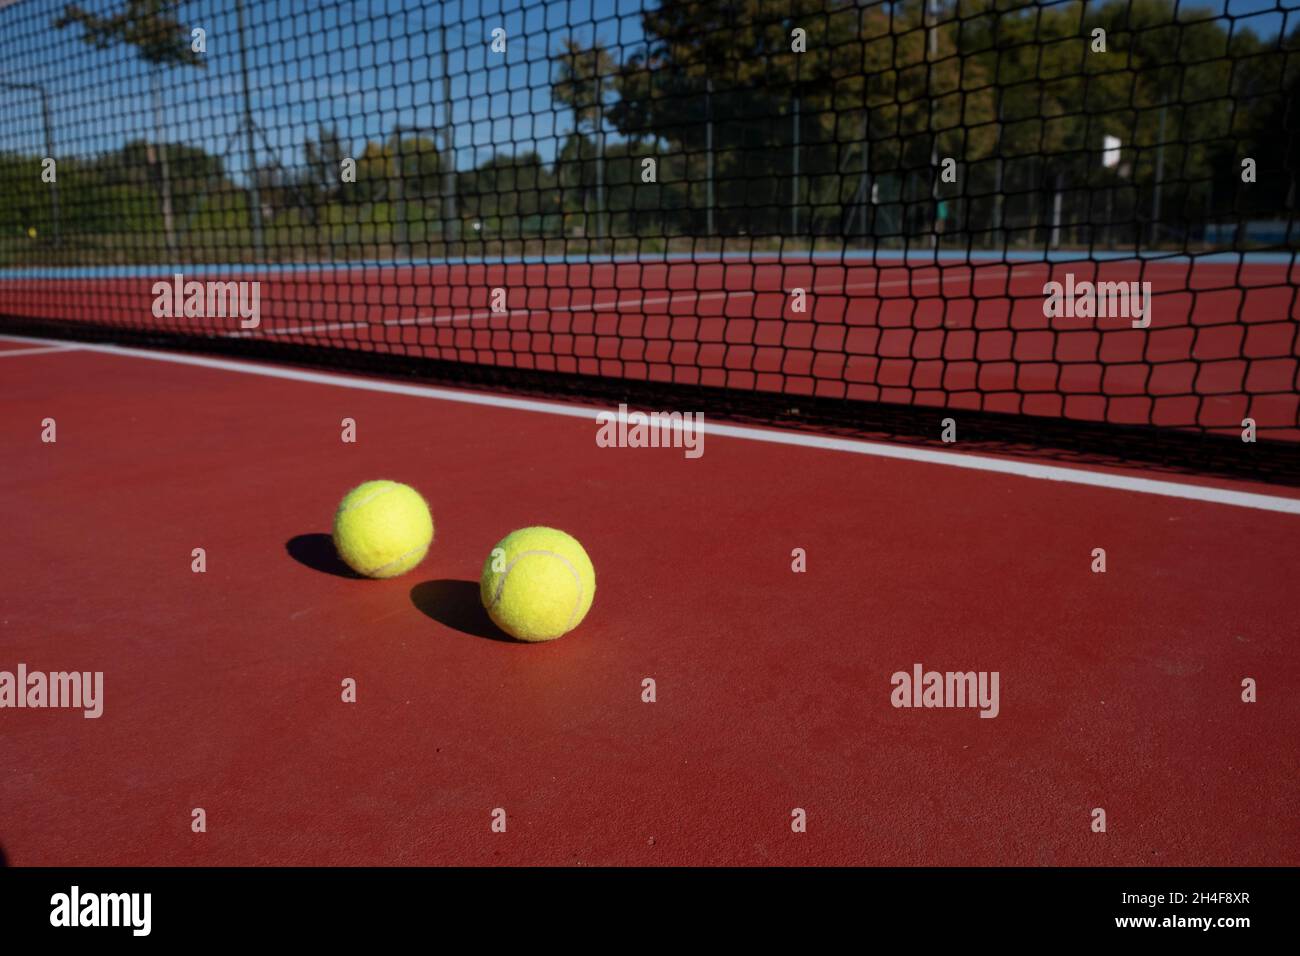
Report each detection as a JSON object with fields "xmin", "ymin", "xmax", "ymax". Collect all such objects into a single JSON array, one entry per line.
[{"xmin": 1, "ymin": 0, "xmax": 1298, "ymax": 474}]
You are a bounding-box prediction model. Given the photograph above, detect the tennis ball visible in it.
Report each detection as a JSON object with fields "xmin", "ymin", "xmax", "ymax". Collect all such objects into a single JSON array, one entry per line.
[
  {"xmin": 480, "ymin": 527, "xmax": 595, "ymax": 642},
  {"xmin": 332, "ymin": 480, "xmax": 434, "ymax": 578}
]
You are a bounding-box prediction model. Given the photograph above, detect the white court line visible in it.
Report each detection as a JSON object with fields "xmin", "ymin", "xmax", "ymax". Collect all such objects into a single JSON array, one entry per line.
[
  {"xmin": 382, "ymin": 271, "xmax": 1002, "ymax": 329},
  {"xmin": 230, "ymin": 282, "xmax": 866, "ymax": 338},
  {"xmin": 229, "ymin": 320, "xmax": 371, "ymax": 337},
  {"xmin": 2, "ymin": 331, "xmax": 1297, "ymax": 515},
  {"xmin": 240, "ymin": 267, "xmax": 1016, "ymax": 339},
  {"xmin": 0, "ymin": 344, "xmax": 79, "ymax": 358}
]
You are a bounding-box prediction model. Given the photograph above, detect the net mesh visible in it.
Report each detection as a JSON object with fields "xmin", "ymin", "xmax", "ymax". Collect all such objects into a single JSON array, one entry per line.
[{"xmin": 1, "ymin": 0, "xmax": 1298, "ymax": 469}]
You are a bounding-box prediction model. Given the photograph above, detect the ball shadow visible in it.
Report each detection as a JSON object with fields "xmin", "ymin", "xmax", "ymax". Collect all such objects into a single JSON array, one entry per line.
[
  {"xmin": 410, "ymin": 580, "xmax": 514, "ymax": 642},
  {"xmin": 286, "ymin": 533, "xmax": 361, "ymax": 579}
]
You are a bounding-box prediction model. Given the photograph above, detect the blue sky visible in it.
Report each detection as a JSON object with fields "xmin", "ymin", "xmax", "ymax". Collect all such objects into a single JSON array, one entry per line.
[
  {"xmin": 0, "ymin": 0, "xmax": 1296, "ymax": 183},
  {"xmin": 0, "ymin": 0, "xmax": 642, "ymax": 177}
]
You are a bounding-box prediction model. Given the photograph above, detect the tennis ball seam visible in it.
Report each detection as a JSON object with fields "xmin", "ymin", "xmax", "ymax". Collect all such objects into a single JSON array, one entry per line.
[
  {"xmin": 338, "ymin": 483, "xmax": 400, "ymax": 513},
  {"xmin": 361, "ymin": 542, "xmax": 429, "ymax": 578},
  {"xmin": 488, "ymin": 549, "xmax": 584, "ymax": 632}
]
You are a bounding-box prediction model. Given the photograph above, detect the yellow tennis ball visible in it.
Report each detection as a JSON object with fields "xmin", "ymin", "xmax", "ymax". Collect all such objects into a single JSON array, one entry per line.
[
  {"xmin": 480, "ymin": 527, "xmax": 595, "ymax": 642},
  {"xmin": 332, "ymin": 480, "xmax": 434, "ymax": 579}
]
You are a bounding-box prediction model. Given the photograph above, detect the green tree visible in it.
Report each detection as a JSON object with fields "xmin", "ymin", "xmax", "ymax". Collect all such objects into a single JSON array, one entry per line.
[
  {"xmin": 304, "ymin": 126, "xmax": 348, "ymax": 207},
  {"xmin": 553, "ymin": 39, "xmax": 617, "ymax": 237},
  {"xmin": 55, "ymin": 0, "xmax": 203, "ymax": 256}
]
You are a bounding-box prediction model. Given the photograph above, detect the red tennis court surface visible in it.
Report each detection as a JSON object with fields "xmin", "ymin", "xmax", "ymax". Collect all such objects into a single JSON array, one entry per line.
[
  {"xmin": 4, "ymin": 257, "xmax": 1298, "ymax": 437},
  {"xmin": 1, "ymin": 334, "xmax": 1297, "ymax": 866}
]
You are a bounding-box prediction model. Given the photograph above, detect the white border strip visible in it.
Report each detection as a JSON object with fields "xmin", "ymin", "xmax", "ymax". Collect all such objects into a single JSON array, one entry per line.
[
  {"xmin": 3, "ymin": 332, "xmax": 1298, "ymax": 515},
  {"xmin": 0, "ymin": 344, "xmax": 79, "ymax": 358},
  {"xmin": 225, "ymin": 268, "xmax": 1039, "ymax": 339}
]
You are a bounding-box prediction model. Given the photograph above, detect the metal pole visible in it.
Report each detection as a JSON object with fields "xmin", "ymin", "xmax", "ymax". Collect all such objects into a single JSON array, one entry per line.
[
  {"xmin": 1151, "ymin": 101, "xmax": 1166, "ymax": 246},
  {"xmin": 1051, "ymin": 170, "xmax": 1063, "ymax": 248},
  {"xmin": 38, "ymin": 88, "xmax": 60, "ymax": 246},
  {"xmin": 393, "ymin": 132, "xmax": 407, "ymax": 254},
  {"xmin": 705, "ymin": 76, "xmax": 714, "ymax": 236},
  {"xmin": 992, "ymin": 90, "xmax": 1004, "ymax": 241},
  {"xmin": 0, "ymin": 81, "xmax": 60, "ymax": 246},
  {"xmin": 928, "ymin": 0, "xmax": 939, "ymax": 249},
  {"xmin": 1287, "ymin": 177, "xmax": 1296, "ymax": 245},
  {"xmin": 792, "ymin": 98, "xmax": 801, "ymax": 235},
  {"xmin": 858, "ymin": 3, "xmax": 870, "ymax": 242},
  {"xmin": 441, "ymin": 23, "xmax": 457, "ymax": 242},
  {"xmin": 235, "ymin": 0, "xmax": 264, "ymax": 255},
  {"xmin": 596, "ymin": 101, "xmax": 605, "ymax": 243},
  {"xmin": 151, "ymin": 69, "xmax": 178, "ymax": 257},
  {"xmin": 860, "ymin": 111, "xmax": 870, "ymax": 241},
  {"xmin": 1106, "ymin": 187, "xmax": 1114, "ymax": 250}
]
